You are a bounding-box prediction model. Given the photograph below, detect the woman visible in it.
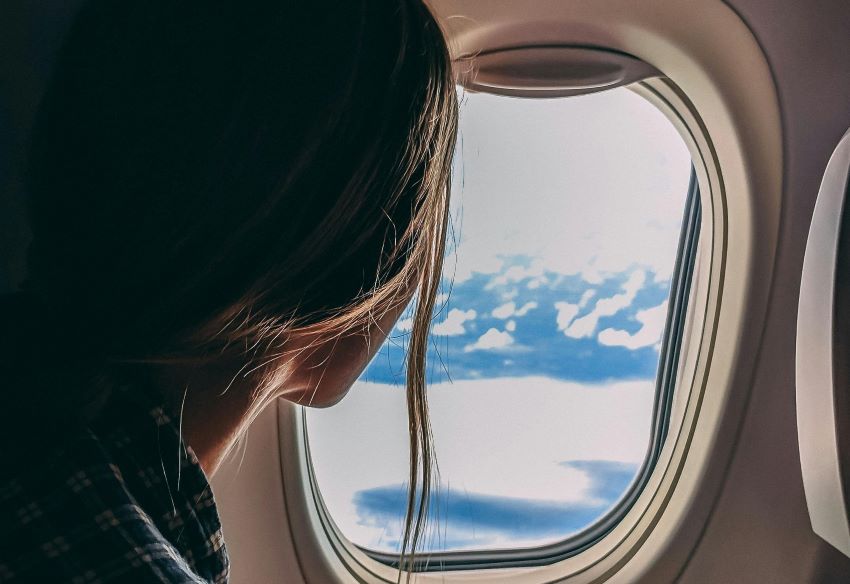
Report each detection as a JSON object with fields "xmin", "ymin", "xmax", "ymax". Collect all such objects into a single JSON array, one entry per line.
[{"xmin": 0, "ymin": 0, "xmax": 458, "ymax": 581}]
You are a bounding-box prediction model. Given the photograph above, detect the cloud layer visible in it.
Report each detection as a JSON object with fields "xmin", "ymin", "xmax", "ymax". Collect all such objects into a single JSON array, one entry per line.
[
  {"xmin": 352, "ymin": 460, "xmax": 638, "ymax": 551},
  {"xmin": 308, "ymin": 378, "xmax": 654, "ymax": 552}
]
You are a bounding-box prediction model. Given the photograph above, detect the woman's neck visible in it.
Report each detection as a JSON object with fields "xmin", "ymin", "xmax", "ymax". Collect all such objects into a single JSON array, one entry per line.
[{"xmin": 152, "ymin": 359, "xmax": 260, "ymax": 476}]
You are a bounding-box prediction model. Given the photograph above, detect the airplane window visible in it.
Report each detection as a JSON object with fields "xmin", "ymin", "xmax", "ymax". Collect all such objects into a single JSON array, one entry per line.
[{"xmin": 305, "ymin": 85, "xmax": 696, "ymax": 563}]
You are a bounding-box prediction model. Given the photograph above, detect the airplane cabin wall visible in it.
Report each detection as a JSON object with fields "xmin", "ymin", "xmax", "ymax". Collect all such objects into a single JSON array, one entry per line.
[
  {"xmin": 674, "ymin": 0, "xmax": 850, "ymax": 582},
  {"xmin": 2, "ymin": 1, "xmax": 850, "ymax": 582}
]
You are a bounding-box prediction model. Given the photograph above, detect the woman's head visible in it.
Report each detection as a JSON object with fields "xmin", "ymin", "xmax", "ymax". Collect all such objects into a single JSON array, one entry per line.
[{"xmin": 16, "ymin": 0, "xmax": 457, "ymax": 573}]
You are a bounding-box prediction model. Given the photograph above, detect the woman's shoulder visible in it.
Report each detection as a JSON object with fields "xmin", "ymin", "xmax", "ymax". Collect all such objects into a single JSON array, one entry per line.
[{"xmin": 0, "ymin": 385, "xmax": 229, "ymax": 583}]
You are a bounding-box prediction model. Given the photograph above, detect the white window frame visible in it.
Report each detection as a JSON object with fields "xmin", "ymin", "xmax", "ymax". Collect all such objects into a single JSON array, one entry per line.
[{"xmin": 275, "ymin": 0, "xmax": 783, "ymax": 581}]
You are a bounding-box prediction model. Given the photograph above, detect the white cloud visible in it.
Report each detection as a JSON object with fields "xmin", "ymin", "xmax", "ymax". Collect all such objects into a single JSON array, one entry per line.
[
  {"xmin": 502, "ymin": 289, "xmax": 519, "ymax": 301},
  {"xmin": 515, "ymin": 301, "xmax": 538, "ymax": 317},
  {"xmin": 554, "ymin": 302, "xmax": 580, "ymax": 331},
  {"xmin": 395, "ymin": 317, "xmax": 413, "ymax": 332},
  {"xmin": 464, "ymin": 328, "xmax": 514, "ymax": 352},
  {"xmin": 562, "ymin": 270, "xmax": 646, "ymax": 338},
  {"xmin": 487, "ymin": 261, "xmax": 546, "ymax": 287},
  {"xmin": 432, "ymin": 308, "xmax": 477, "ymax": 336},
  {"xmin": 492, "ymin": 300, "xmax": 538, "ymax": 320},
  {"xmin": 564, "ymin": 314, "xmax": 598, "ymax": 338},
  {"xmin": 449, "ymin": 253, "xmax": 503, "ymax": 284},
  {"xmin": 579, "ymin": 290, "xmax": 596, "ymax": 308},
  {"xmin": 492, "ymin": 301, "xmax": 516, "ymax": 319},
  {"xmin": 581, "ymin": 268, "xmax": 605, "ymax": 285},
  {"xmin": 598, "ymin": 300, "xmax": 668, "ymax": 350},
  {"xmin": 505, "ymin": 320, "xmax": 517, "ymax": 332},
  {"xmin": 622, "ymin": 270, "xmax": 647, "ymax": 296}
]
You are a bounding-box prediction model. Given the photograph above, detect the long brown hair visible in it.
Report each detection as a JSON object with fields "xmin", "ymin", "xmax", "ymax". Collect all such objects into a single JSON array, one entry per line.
[{"xmin": 1, "ymin": 0, "xmax": 457, "ymax": 575}]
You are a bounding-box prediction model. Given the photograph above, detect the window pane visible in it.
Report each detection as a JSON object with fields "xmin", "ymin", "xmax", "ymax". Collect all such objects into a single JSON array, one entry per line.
[{"xmin": 306, "ymin": 86, "xmax": 692, "ymax": 554}]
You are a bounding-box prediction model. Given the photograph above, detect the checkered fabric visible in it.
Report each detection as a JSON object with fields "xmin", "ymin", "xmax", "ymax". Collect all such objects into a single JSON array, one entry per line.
[{"xmin": 0, "ymin": 385, "xmax": 229, "ymax": 583}]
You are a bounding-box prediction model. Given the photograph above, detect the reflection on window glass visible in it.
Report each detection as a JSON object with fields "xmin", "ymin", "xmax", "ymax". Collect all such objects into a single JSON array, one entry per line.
[{"xmin": 306, "ymin": 86, "xmax": 692, "ymax": 553}]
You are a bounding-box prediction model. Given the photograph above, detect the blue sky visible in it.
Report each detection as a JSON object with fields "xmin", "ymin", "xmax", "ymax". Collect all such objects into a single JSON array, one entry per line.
[
  {"xmin": 306, "ymin": 86, "xmax": 691, "ymax": 554},
  {"xmin": 364, "ymin": 263, "xmax": 671, "ymax": 386}
]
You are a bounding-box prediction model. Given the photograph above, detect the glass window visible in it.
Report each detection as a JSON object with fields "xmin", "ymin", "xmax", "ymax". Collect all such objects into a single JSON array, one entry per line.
[{"xmin": 306, "ymin": 85, "xmax": 694, "ymax": 559}]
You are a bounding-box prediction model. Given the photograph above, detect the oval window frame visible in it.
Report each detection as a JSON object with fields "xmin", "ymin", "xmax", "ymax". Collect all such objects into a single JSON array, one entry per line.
[{"xmin": 275, "ymin": 0, "xmax": 782, "ymax": 581}]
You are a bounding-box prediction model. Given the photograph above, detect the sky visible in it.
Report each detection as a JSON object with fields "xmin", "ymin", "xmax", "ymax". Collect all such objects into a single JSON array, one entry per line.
[{"xmin": 306, "ymin": 86, "xmax": 692, "ymax": 554}]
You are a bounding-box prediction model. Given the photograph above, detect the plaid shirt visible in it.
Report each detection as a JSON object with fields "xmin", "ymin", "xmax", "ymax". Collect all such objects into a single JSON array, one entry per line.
[{"xmin": 0, "ymin": 384, "xmax": 230, "ymax": 583}]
